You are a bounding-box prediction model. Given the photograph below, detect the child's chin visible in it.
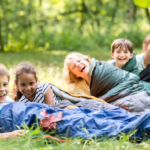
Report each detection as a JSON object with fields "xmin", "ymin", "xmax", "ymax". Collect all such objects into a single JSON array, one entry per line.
[{"xmin": 0, "ymin": 96, "xmax": 6, "ymax": 102}]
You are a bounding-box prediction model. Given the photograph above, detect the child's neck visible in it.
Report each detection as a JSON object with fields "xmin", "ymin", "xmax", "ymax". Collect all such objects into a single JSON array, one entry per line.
[
  {"xmin": 85, "ymin": 76, "xmax": 89, "ymax": 85},
  {"xmin": 143, "ymin": 54, "xmax": 150, "ymax": 67},
  {"xmin": 115, "ymin": 62, "xmax": 124, "ymax": 69}
]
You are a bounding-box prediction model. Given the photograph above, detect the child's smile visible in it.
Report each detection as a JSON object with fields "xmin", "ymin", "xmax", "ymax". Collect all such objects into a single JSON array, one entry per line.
[
  {"xmin": 17, "ymin": 73, "xmax": 37, "ymax": 101},
  {"xmin": 111, "ymin": 47, "xmax": 133, "ymax": 69},
  {"xmin": 68, "ymin": 57, "xmax": 90, "ymax": 81},
  {"xmin": 0, "ymin": 76, "xmax": 9, "ymax": 103}
]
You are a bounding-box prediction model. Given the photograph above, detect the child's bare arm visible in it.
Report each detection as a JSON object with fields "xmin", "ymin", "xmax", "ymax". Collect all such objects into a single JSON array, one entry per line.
[
  {"xmin": 44, "ymin": 87, "xmax": 54, "ymax": 107},
  {"xmin": 0, "ymin": 130, "xmax": 24, "ymax": 139}
]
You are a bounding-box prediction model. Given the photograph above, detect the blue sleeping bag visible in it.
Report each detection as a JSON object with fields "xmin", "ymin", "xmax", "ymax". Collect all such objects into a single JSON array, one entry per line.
[{"xmin": 0, "ymin": 102, "xmax": 150, "ymax": 139}]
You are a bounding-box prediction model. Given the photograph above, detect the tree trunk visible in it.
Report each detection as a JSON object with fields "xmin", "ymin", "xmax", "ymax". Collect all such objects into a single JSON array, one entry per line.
[
  {"xmin": 80, "ymin": 0, "xmax": 88, "ymax": 26},
  {"xmin": 145, "ymin": 8, "xmax": 150, "ymax": 21},
  {"xmin": 111, "ymin": 0, "xmax": 119, "ymax": 23},
  {"xmin": 0, "ymin": 17, "xmax": 4, "ymax": 52}
]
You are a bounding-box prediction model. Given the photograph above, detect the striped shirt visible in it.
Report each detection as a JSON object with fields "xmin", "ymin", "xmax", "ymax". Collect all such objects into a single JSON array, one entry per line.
[{"xmin": 19, "ymin": 82, "xmax": 60, "ymax": 105}]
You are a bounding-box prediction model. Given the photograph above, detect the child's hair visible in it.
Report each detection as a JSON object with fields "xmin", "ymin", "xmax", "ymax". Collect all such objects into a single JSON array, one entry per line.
[
  {"xmin": 111, "ymin": 38, "xmax": 133, "ymax": 53},
  {"xmin": 63, "ymin": 52, "xmax": 91, "ymax": 86},
  {"xmin": 143, "ymin": 34, "xmax": 150, "ymax": 49},
  {"xmin": 11, "ymin": 62, "xmax": 37, "ymax": 101},
  {"xmin": 0, "ymin": 64, "xmax": 10, "ymax": 81}
]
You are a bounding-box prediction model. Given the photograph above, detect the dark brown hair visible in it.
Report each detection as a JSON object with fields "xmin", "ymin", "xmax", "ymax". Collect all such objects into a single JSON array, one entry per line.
[
  {"xmin": 111, "ymin": 38, "xmax": 133, "ymax": 53},
  {"xmin": 11, "ymin": 62, "xmax": 37, "ymax": 101}
]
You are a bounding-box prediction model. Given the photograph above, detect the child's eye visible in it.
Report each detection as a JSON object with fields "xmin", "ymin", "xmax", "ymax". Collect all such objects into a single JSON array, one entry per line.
[
  {"xmin": 4, "ymin": 83, "xmax": 8, "ymax": 86},
  {"xmin": 20, "ymin": 83, "xmax": 25, "ymax": 86},
  {"xmin": 30, "ymin": 82, "xmax": 34, "ymax": 85},
  {"xmin": 73, "ymin": 65, "xmax": 76, "ymax": 69}
]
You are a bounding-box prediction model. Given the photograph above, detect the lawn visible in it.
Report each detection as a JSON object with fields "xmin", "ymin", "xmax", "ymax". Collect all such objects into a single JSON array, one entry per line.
[{"xmin": 1, "ymin": 48, "xmax": 149, "ymax": 150}]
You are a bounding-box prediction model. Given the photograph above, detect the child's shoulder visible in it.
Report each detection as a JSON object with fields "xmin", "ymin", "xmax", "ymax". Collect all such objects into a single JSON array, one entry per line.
[
  {"xmin": 107, "ymin": 59, "xmax": 115, "ymax": 66},
  {"xmin": 136, "ymin": 53, "xmax": 144, "ymax": 59},
  {"xmin": 5, "ymin": 96, "xmax": 14, "ymax": 102},
  {"xmin": 136, "ymin": 53, "xmax": 144, "ymax": 65},
  {"xmin": 37, "ymin": 82, "xmax": 51, "ymax": 92}
]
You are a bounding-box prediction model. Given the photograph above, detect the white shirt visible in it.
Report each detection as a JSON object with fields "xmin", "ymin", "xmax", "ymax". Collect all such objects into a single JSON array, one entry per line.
[{"xmin": 136, "ymin": 53, "xmax": 145, "ymax": 73}]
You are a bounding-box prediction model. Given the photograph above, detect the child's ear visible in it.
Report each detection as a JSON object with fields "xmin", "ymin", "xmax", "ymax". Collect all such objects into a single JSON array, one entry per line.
[
  {"xmin": 143, "ymin": 44, "xmax": 146, "ymax": 51},
  {"xmin": 130, "ymin": 53, "xmax": 133, "ymax": 59},
  {"xmin": 111, "ymin": 52, "xmax": 114, "ymax": 58},
  {"xmin": 36, "ymin": 77, "xmax": 38, "ymax": 82},
  {"xmin": 14, "ymin": 80, "xmax": 17, "ymax": 85}
]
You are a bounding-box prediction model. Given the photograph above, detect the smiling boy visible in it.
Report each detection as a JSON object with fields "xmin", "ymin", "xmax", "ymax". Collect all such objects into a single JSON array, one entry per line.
[
  {"xmin": 0, "ymin": 64, "xmax": 14, "ymax": 112},
  {"xmin": 0, "ymin": 64, "xmax": 24, "ymax": 139},
  {"xmin": 108, "ymin": 38, "xmax": 139, "ymax": 76}
]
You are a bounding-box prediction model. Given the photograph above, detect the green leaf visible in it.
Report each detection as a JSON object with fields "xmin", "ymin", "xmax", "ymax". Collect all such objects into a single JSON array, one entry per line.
[{"xmin": 133, "ymin": 0, "xmax": 150, "ymax": 8}]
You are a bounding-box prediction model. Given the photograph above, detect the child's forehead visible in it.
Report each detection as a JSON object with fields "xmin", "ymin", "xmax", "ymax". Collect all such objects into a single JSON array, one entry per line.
[
  {"xmin": 69, "ymin": 56, "xmax": 82, "ymax": 61},
  {"xmin": 0, "ymin": 75, "xmax": 9, "ymax": 82},
  {"xmin": 115, "ymin": 46, "xmax": 129, "ymax": 52}
]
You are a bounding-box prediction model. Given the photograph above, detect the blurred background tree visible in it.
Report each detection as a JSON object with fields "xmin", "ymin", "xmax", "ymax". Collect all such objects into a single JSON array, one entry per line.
[{"xmin": 0, "ymin": 0, "xmax": 150, "ymax": 52}]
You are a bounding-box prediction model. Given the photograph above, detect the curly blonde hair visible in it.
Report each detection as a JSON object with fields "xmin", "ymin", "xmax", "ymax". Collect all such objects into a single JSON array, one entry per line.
[{"xmin": 63, "ymin": 52, "xmax": 91, "ymax": 86}]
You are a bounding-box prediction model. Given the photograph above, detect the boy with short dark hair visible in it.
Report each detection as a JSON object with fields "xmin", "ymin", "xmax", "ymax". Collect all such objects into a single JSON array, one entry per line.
[{"xmin": 108, "ymin": 38, "xmax": 139, "ymax": 76}]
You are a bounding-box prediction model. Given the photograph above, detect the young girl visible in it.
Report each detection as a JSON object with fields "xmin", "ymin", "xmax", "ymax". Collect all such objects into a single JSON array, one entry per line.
[
  {"xmin": 63, "ymin": 52, "xmax": 150, "ymax": 112},
  {"xmin": 136, "ymin": 34, "xmax": 150, "ymax": 82},
  {"xmin": 11, "ymin": 62, "xmax": 59, "ymax": 106},
  {"xmin": 63, "ymin": 52, "xmax": 91, "ymax": 96}
]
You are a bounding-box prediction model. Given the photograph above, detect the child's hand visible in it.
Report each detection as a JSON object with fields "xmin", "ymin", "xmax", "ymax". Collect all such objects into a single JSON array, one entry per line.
[
  {"xmin": 9, "ymin": 130, "xmax": 25, "ymax": 138},
  {"xmin": 0, "ymin": 130, "xmax": 25, "ymax": 139}
]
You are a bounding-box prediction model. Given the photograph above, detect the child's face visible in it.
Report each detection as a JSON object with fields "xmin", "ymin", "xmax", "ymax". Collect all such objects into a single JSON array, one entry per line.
[
  {"xmin": 68, "ymin": 57, "xmax": 90, "ymax": 80},
  {"xmin": 143, "ymin": 43, "xmax": 150, "ymax": 57},
  {"xmin": 111, "ymin": 47, "xmax": 133, "ymax": 69},
  {"xmin": 16, "ymin": 73, "xmax": 37, "ymax": 101},
  {"xmin": 0, "ymin": 76, "xmax": 9, "ymax": 103}
]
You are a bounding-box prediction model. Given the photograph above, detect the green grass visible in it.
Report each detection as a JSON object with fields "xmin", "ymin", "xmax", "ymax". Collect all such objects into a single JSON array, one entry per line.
[{"xmin": 0, "ymin": 48, "xmax": 147, "ymax": 150}]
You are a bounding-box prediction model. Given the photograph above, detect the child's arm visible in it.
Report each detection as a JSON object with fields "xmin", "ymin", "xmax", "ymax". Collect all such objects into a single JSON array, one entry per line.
[
  {"xmin": 0, "ymin": 130, "xmax": 24, "ymax": 139},
  {"xmin": 44, "ymin": 87, "xmax": 54, "ymax": 107}
]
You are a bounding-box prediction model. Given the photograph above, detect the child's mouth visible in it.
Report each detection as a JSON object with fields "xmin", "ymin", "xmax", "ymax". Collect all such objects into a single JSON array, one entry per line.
[
  {"xmin": 118, "ymin": 58, "xmax": 126, "ymax": 61},
  {"xmin": 80, "ymin": 67, "xmax": 85, "ymax": 72},
  {"xmin": 0, "ymin": 94, "xmax": 6, "ymax": 99}
]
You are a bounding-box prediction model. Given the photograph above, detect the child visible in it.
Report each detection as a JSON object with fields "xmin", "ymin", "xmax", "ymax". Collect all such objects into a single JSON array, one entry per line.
[
  {"xmin": 63, "ymin": 53, "xmax": 91, "ymax": 96},
  {"xmin": 0, "ymin": 64, "xmax": 24, "ymax": 139},
  {"xmin": 11, "ymin": 62, "xmax": 60, "ymax": 106},
  {"xmin": 63, "ymin": 52, "xmax": 150, "ymax": 112},
  {"xmin": 0, "ymin": 64, "xmax": 13, "ymax": 112},
  {"xmin": 136, "ymin": 34, "xmax": 150, "ymax": 82},
  {"xmin": 108, "ymin": 38, "xmax": 139, "ymax": 76}
]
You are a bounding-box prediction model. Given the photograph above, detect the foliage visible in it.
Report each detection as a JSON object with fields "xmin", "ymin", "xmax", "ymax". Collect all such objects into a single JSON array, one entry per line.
[
  {"xmin": 0, "ymin": 0, "xmax": 150, "ymax": 52},
  {"xmin": 134, "ymin": 0, "xmax": 150, "ymax": 8}
]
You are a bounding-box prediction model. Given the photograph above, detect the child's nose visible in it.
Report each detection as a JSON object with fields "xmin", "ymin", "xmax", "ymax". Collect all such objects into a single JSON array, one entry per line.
[
  {"xmin": 120, "ymin": 52, "xmax": 124, "ymax": 56},
  {"xmin": 0, "ymin": 86, "xmax": 4, "ymax": 91},
  {"xmin": 26, "ymin": 85, "xmax": 31, "ymax": 90}
]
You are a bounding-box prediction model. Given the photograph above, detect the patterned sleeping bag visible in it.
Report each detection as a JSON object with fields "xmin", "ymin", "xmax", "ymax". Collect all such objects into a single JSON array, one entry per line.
[{"xmin": 89, "ymin": 58, "xmax": 150, "ymax": 112}]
